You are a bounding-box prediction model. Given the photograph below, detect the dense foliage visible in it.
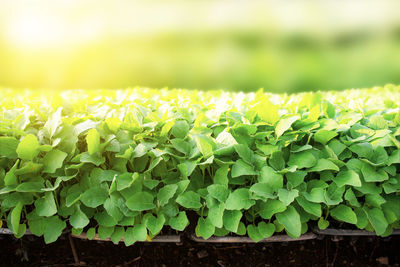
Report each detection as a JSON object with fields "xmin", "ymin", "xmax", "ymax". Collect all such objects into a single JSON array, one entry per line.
[{"xmin": 0, "ymin": 86, "xmax": 400, "ymax": 244}]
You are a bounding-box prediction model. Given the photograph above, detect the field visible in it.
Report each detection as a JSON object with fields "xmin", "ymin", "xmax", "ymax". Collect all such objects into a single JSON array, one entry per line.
[{"xmin": 1, "ymin": 30, "xmax": 400, "ymax": 93}]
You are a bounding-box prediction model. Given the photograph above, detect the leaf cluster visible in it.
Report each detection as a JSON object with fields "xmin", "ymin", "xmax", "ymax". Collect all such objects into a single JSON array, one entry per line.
[{"xmin": 0, "ymin": 86, "xmax": 400, "ymax": 243}]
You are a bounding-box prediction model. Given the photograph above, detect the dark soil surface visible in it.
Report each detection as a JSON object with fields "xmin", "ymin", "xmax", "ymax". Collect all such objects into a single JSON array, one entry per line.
[{"xmin": 0, "ymin": 233, "xmax": 399, "ymax": 267}]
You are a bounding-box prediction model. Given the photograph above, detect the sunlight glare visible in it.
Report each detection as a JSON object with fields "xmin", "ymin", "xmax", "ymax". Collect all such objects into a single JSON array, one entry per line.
[{"xmin": 6, "ymin": 12, "xmax": 69, "ymax": 48}]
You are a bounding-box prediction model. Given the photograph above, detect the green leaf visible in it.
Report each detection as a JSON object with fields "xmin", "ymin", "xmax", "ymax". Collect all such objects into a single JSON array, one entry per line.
[
  {"xmin": 176, "ymin": 191, "xmax": 202, "ymax": 209},
  {"xmin": 195, "ymin": 217, "xmax": 215, "ymax": 239},
  {"xmin": 171, "ymin": 120, "xmax": 190, "ymax": 138},
  {"xmin": 314, "ymin": 130, "xmax": 338, "ymax": 145},
  {"xmin": 16, "ymin": 181, "xmax": 43, "ymax": 192},
  {"xmin": 177, "ymin": 161, "xmax": 196, "ymax": 178},
  {"xmin": 168, "ymin": 211, "xmax": 189, "ymax": 231},
  {"xmin": 145, "ymin": 214, "xmax": 165, "ymax": 235},
  {"xmin": 80, "ymin": 187, "xmax": 108, "ymax": 208},
  {"xmin": 71, "ymin": 228, "xmax": 83, "ymax": 236},
  {"xmin": 355, "ymin": 181, "xmax": 382, "ymax": 195},
  {"xmin": 324, "ymin": 183, "xmax": 345, "ymax": 205},
  {"xmin": 256, "ymin": 144, "xmax": 278, "ymax": 156},
  {"xmin": 27, "ymin": 214, "xmax": 45, "ymax": 236},
  {"xmin": 388, "ymin": 150, "xmax": 400, "ymax": 165},
  {"xmin": 70, "ymin": 205, "xmax": 89, "ymax": 229},
  {"xmin": 43, "ymin": 149, "xmax": 67, "ymax": 173},
  {"xmin": 124, "ymin": 227, "xmax": 136, "ymax": 246},
  {"xmin": 364, "ymin": 207, "xmax": 388, "ymax": 235},
  {"xmin": 71, "ymin": 228, "xmax": 83, "ymax": 235},
  {"xmin": 276, "ymin": 115, "xmax": 300, "ymax": 138},
  {"xmin": 288, "ymin": 151, "xmax": 317, "ymax": 169},
  {"xmin": 328, "ymin": 139, "xmax": 347, "ymax": 156},
  {"xmin": 307, "ymin": 104, "xmax": 321, "ymax": 122},
  {"xmin": 14, "ymin": 161, "xmax": 42, "ymax": 175},
  {"xmin": 371, "ymin": 146, "xmax": 388, "ymax": 164},
  {"xmin": 330, "ymin": 204, "xmax": 357, "ymax": 224},
  {"xmin": 44, "ymin": 107, "xmax": 62, "ymax": 138},
  {"xmin": 11, "ymin": 201, "xmax": 23, "ymax": 234},
  {"xmin": 80, "ymin": 152, "xmax": 105, "ymax": 166},
  {"xmin": 103, "ymin": 198, "xmax": 124, "ymax": 222},
  {"xmin": 132, "ymin": 223, "xmax": 147, "ymax": 242},
  {"xmin": 176, "ymin": 180, "xmax": 190, "ymax": 194},
  {"xmin": 94, "ymin": 211, "xmax": 117, "ymax": 227},
  {"xmin": 216, "ymin": 131, "xmax": 237, "ymax": 146},
  {"xmin": 318, "ymin": 217, "xmax": 330, "ymax": 230},
  {"xmin": 98, "ymin": 225, "xmax": 114, "ymax": 239},
  {"xmin": 157, "ymin": 184, "xmax": 178, "ymax": 206},
  {"xmin": 74, "ymin": 119, "xmax": 97, "ymax": 135},
  {"xmin": 368, "ymin": 115, "xmax": 387, "ymax": 129},
  {"xmin": 160, "ymin": 120, "xmax": 174, "ymax": 137},
  {"xmin": 225, "ymin": 188, "xmax": 255, "ymax": 210},
  {"xmin": 16, "ymin": 134, "xmax": 40, "ymax": 161},
  {"xmin": 105, "ymin": 117, "xmax": 122, "ymax": 133},
  {"xmin": 256, "ymin": 94, "xmax": 280, "ymax": 125},
  {"xmin": 231, "ymin": 159, "xmax": 257, "ymax": 177},
  {"xmin": 116, "ymin": 172, "xmax": 138, "ymax": 191},
  {"xmin": 258, "ymin": 166, "xmax": 283, "ymax": 191},
  {"xmin": 171, "ymin": 138, "xmax": 191, "ymax": 155},
  {"xmin": 278, "ymin": 188, "xmax": 299, "ymax": 206},
  {"xmin": 286, "ymin": 171, "xmax": 307, "ymax": 188},
  {"xmin": 361, "ymin": 163, "xmax": 388, "ymax": 182},
  {"xmin": 296, "ymin": 195, "xmax": 321, "ymax": 217},
  {"xmin": 213, "ymin": 165, "xmax": 229, "ymax": 185},
  {"xmin": 365, "ymin": 194, "xmax": 386, "ymax": 208},
  {"xmin": 4, "ymin": 160, "xmax": 19, "ymax": 186},
  {"xmin": 349, "ymin": 143, "xmax": 373, "ymax": 158},
  {"xmin": 126, "ymin": 192, "xmax": 155, "ymax": 211},
  {"xmin": 194, "ymin": 135, "xmax": 213, "ymax": 158},
  {"xmin": 269, "ymin": 151, "xmax": 285, "ymax": 171},
  {"xmin": 247, "ymin": 224, "xmax": 264, "ymax": 242},
  {"xmin": 34, "ymin": 192, "xmax": 57, "ymax": 217},
  {"xmin": 86, "ymin": 128, "xmax": 101, "ymax": 155},
  {"xmin": 344, "ymin": 188, "xmax": 360, "ymax": 207},
  {"xmin": 249, "ymin": 183, "xmax": 274, "ymax": 199},
  {"xmin": 275, "ymin": 206, "xmax": 301, "ymax": 238},
  {"xmin": 14, "ymin": 223, "xmax": 26, "ymax": 238},
  {"xmin": 236, "ymin": 222, "xmax": 246, "ymax": 235},
  {"xmin": 207, "ymin": 202, "xmax": 225, "ymax": 228},
  {"xmin": 258, "ymin": 222, "xmax": 275, "ymax": 239},
  {"xmin": 43, "ymin": 216, "xmax": 66, "ymax": 244},
  {"xmin": 0, "ymin": 136, "xmax": 19, "ymax": 159},
  {"xmin": 333, "ymin": 170, "xmax": 361, "ymax": 187},
  {"xmin": 258, "ymin": 199, "xmax": 287, "ymax": 219},
  {"xmin": 223, "ymin": 210, "xmax": 242, "ymax": 232},
  {"xmin": 65, "ymin": 185, "xmax": 82, "ymax": 207},
  {"xmin": 86, "ymin": 228, "xmax": 96, "ymax": 240},
  {"xmin": 308, "ymin": 159, "xmax": 339, "ymax": 172},
  {"xmin": 214, "ymin": 227, "xmax": 229, "ymax": 236},
  {"xmin": 234, "ymin": 144, "xmax": 254, "ymax": 164},
  {"xmin": 207, "ymin": 184, "xmax": 229, "ymax": 202},
  {"xmin": 132, "ymin": 143, "xmax": 147, "ymax": 158},
  {"xmin": 111, "ymin": 226, "xmax": 125, "ymax": 244},
  {"xmin": 143, "ymin": 179, "xmax": 160, "ymax": 190}
]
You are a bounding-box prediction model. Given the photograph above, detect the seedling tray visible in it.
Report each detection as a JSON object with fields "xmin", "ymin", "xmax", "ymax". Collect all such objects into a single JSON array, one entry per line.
[
  {"xmin": 0, "ymin": 228, "xmax": 33, "ymax": 235},
  {"xmin": 312, "ymin": 227, "xmax": 400, "ymax": 236},
  {"xmin": 190, "ymin": 232, "xmax": 317, "ymax": 243},
  {"xmin": 72, "ymin": 232, "xmax": 181, "ymax": 243}
]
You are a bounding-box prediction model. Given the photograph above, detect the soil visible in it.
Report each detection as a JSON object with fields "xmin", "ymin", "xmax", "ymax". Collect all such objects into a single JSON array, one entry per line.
[{"xmin": 0, "ymin": 233, "xmax": 399, "ymax": 267}]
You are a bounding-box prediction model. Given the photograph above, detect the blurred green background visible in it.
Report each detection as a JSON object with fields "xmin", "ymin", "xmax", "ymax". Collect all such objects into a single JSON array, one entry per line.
[{"xmin": 1, "ymin": 0, "xmax": 400, "ymax": 93}]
